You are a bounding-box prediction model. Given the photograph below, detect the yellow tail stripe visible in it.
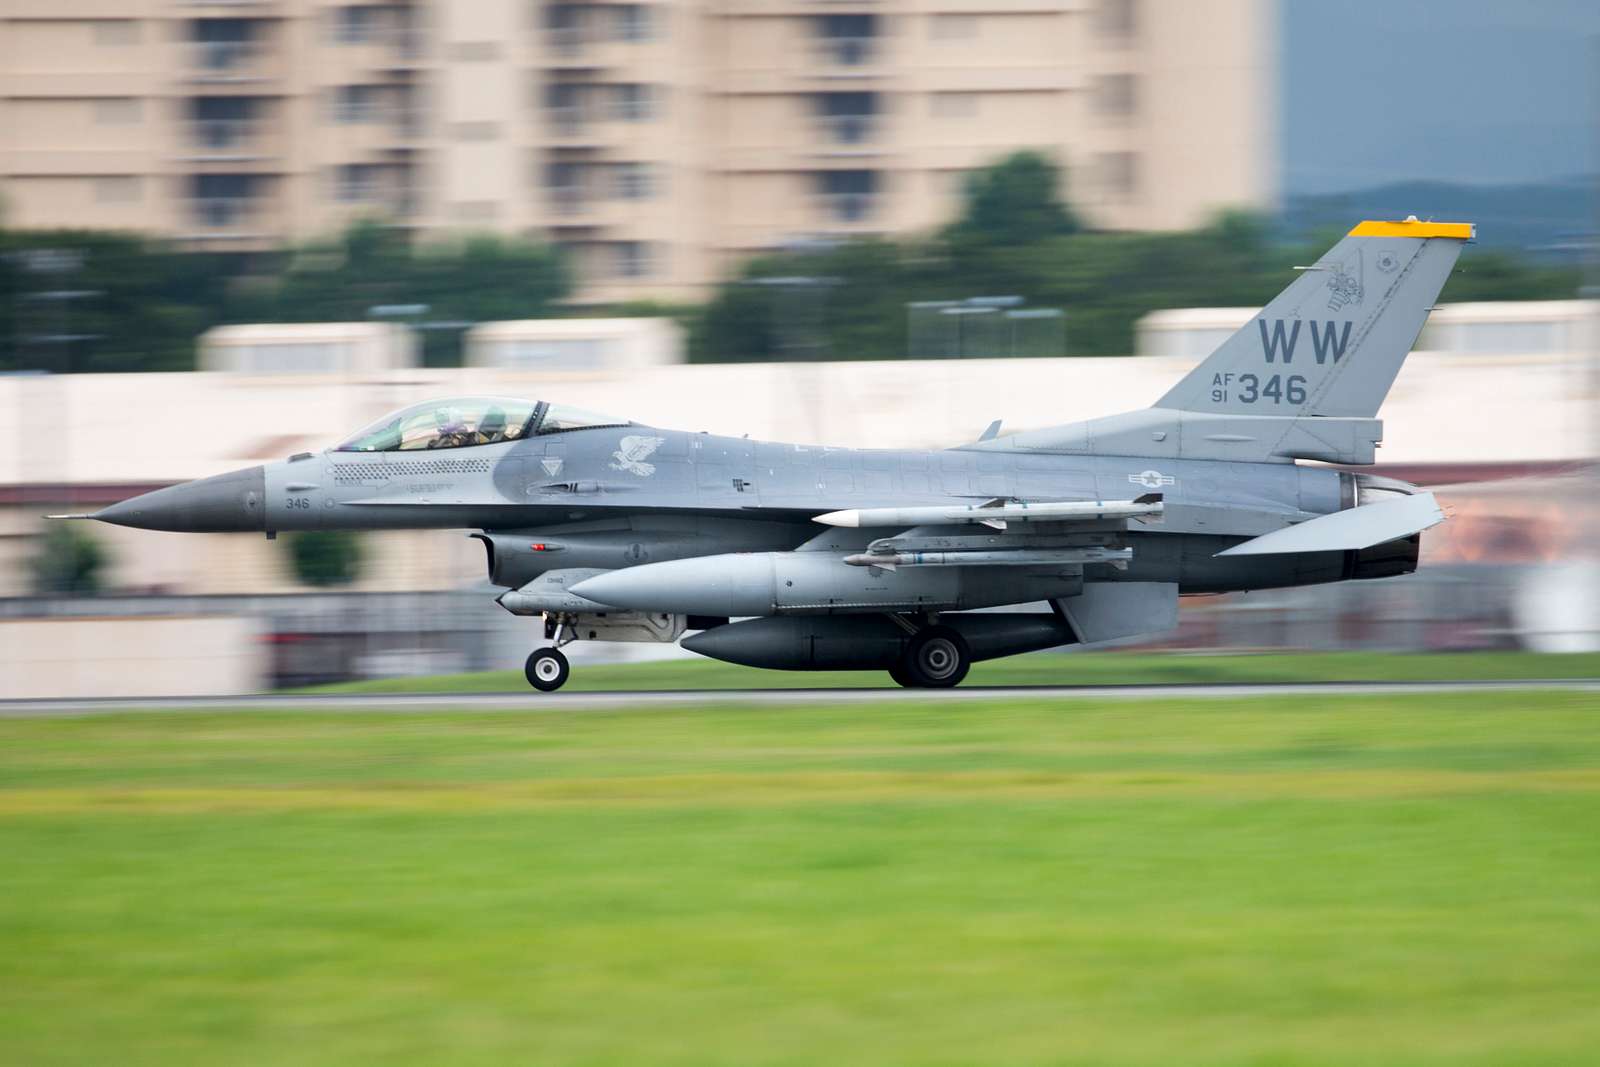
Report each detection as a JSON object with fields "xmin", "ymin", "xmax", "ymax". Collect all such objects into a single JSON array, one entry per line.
[{"xmin": 1347, "ymin": 220, "xmax": 1475, "ymax": 239}]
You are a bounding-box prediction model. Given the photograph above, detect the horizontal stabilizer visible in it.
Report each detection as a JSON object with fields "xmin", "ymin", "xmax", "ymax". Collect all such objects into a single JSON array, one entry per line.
[{"xmin": 1215, "ymin": 492, "xmax": 1444, "ymax": 557}]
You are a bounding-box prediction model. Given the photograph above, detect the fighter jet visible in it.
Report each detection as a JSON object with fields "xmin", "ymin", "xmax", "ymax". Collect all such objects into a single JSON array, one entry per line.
[{"xmin": 68, "ymin": 219, "xmax": 1470, "ymax": 690}]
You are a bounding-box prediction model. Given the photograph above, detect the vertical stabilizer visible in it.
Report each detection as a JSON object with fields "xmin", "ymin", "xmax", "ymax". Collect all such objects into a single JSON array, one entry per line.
[{"xmin": 1155, "ymin": 219, "xmax": 1473, "ymax": 418}]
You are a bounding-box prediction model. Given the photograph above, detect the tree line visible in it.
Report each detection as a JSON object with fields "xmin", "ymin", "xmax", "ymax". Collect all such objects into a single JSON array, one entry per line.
[
  {"xmin": 0, "ymin": 222, "xmax": 569, "ymax": 373},
  {"xmin": 691, "ymin": 153, "xmax": 1582, "ymax": 362},
  {"xmin": 0, "ymin": 153, "xmax": 1580, "ymax": 374}
]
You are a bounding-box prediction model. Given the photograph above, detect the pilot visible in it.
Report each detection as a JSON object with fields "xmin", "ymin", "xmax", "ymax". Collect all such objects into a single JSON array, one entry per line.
[
  {"xmin": 477, "ymin": 407, "xmax": 508, "ymax": 444},
  {"xmin": 428, "ymin": 408, "xmax": 473, "ymax": 449}
]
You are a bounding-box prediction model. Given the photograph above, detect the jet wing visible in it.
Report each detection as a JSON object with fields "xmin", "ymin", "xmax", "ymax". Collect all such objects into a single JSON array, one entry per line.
[{"xmin": 1215, "ymin": 492, "xmax": 1444, "ymax": 557}]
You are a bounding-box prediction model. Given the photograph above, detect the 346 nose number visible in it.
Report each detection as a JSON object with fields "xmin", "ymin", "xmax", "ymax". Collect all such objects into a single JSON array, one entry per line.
[{"xmin": 285, "ymin": 497, "xmax": 312, "ymax": 509}]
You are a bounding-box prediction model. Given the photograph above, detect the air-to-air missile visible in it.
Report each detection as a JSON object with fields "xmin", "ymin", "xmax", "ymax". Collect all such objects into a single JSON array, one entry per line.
[
  {"xmin": 815, "ymin": 495, "xmax": 1163, "ymax": 529},
  {"xmin": 841, "ymin": 547, "xmax": 1133, "ymax": 569},
  {"xmin": 64, "ymin": 219, "xmax": 1470, "ymax": 690}
]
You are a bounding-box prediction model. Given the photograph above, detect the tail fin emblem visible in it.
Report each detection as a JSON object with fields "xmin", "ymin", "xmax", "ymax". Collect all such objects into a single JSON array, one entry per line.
[{"xmin": 1325, "ymin": 251, "xmax": 1365, "ymax": 311}]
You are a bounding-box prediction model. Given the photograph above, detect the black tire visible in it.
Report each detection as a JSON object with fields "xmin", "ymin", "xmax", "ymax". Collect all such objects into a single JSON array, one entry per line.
[
  {"xmin": 902, "ymin": 626, "xmax": 971, "ymax": 688},
  {"xmin": 525, "ymin": 647, "xmax": 570, "ymax": 692},
  {"xmin": 887, "ymin": 661, "xmax": 919, "ymax": 688}
]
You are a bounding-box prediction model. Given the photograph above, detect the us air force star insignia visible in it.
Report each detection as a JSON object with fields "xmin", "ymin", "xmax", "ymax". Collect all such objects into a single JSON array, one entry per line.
[
  {"xmin": 1129, "ymin": 470, "xmax": 1176, "ymax": 489},
  {"xmin": 540, "ymin": 457, "xmax": 563, "ymax": 477},
  {"xmin": 610, "ymin": 435, "xmax": 666, "ymax": 477}
]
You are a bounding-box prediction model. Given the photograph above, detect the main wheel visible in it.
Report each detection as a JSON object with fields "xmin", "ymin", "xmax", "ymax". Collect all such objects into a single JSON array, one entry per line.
[
  {"xmin": 901, "ymin": 626, "xmax": 971, "ymax": 688},
  {"xmin": 887, "ymin": 661, "xmax": 918, "ymax": 688},
  {"xmin": 525, "ymin": 647, "xmax": 570, "ymax": 692}
]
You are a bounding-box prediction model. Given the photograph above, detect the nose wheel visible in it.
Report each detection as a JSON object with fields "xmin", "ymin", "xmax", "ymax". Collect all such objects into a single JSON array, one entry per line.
[{"xmin": 525, "ymin": 647, "xmax": 570, "ymax": 692}]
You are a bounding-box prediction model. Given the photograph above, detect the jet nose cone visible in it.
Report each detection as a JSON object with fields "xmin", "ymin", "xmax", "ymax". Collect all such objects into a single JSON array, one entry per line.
[{"xmin": 94, "ymin": 466, "xmax": 266, "ymax": 533}]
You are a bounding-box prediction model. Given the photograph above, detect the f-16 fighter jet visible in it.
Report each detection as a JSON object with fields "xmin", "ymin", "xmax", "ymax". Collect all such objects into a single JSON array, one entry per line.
[{"xmin": 71, "ymin": 219, "xmax": 1469, "ymax": 690}]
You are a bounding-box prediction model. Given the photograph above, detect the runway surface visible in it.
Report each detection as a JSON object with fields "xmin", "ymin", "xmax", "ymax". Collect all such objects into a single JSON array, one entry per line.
[{"xmin": 4, "ymin": 679, "xmax": 1598, "ymax": 717}]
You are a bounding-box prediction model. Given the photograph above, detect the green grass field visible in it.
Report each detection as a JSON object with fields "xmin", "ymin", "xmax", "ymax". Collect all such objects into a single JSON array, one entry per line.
[
  {"xmin": 294, "ymin": 649, "xmax": 1600, "ymax": 694},
  {"xmin": 3, "ymin": 692, "xmax": 1599, "ymax": 1065}
]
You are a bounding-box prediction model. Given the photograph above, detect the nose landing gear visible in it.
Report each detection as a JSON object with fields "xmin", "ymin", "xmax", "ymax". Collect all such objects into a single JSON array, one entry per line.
[
  {"xmin": 525, "ymin": 647, "xmax": 570, "ymax": 691},
  {"xmin": 526, "ymin": 615, "xmax": 577, "ymax": 692}
]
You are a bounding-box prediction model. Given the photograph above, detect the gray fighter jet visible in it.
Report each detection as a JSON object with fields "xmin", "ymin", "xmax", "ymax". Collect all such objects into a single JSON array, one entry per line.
[{"xmin": 68, "ymin": 219, "xmax": 1470, "ymax": 690}]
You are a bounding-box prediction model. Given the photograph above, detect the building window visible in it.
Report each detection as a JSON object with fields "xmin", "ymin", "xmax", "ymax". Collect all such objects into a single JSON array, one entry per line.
[
  {"xmin": 818, "ymin": 170, "xmax": 877, "ymax": 222},
  {"xmin": 930, "ymin": 14, "xmax": 978, "ymax": 40},
  {"xmin": 1094, "ymin": 73, "xmax": 1138, "ymax": 118},
  {"xmin": 545, "ymin": 3, "xmax": 586, "ymax": 54},
  {"xmin": 335, "ymin": 164, "xmax": 383, "ymax": 203},
  {"xmin": 333, "ymin": 5, "xmax": 378, "ymax": 45},
  {"xmin": 191, "ymin": 96, "xmax": 255, "ymax": 148},
  {"xmin": 1098, "ymin": 151, "xmax": 1140, "ymax": 198},
  {"xmin": 93, "ymin": 98, "xmax": 142, "ymax": 125},
  {"xmin": 544, "ymin": 82, "xmax": 586, "ymax": 131},
  {"xmin": 816, "ymin": 92, "xmax": 877, "ymax": 144},
  {"xmin": 333, "ymin": 84, "xmax": 382, "ymax": 123},
  {"xmin": 546, "ymin": 161, "xmax": 585, "ymax": 212},
  {"xmin": 1097, "ymin": 0, "xmax": 1138, "ymax": 41},
  {"xmin": 92, "ymin": 20, "xmax": 140, "ymax": 46},
  {"xmin": 930, "ymin": 92, "xmax": 978, "ymax": 119},
  {"xmin": 817, "ymin": 14, "xmax": 875, "ymax": 65},
  {"xmin": 191, "ymin": 174, "xmax": 259, "ymax": 228},
  {"xmin": 192, "ymin": 19, "xmax": 254, "ymax": 72},
  {"xmin": 614, "ymin": 241, "xmax": 655, "ymax": 279},
  {"xmin": 615, "ymin": 4, "xmax": 654, "ymax": 43},
  {"xmin": 614, "ymin": 162, "xmax": 657, "ymax": 200},
  {"xmin": 614, "ymin": 83, "xmax": 657, "ymax": 122}
]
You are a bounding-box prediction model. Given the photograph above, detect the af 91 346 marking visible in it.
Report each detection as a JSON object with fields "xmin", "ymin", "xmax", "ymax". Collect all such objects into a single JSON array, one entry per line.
[{"xmin": 1210, "ymin": 372, "xmax": 1308, "ymax": 405}]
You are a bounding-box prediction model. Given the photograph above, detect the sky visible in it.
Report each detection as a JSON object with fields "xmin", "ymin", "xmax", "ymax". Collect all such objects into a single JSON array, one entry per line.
[{"xmin": 1283, "ymin": 0, "xmax": 1600, "ymax": 193}]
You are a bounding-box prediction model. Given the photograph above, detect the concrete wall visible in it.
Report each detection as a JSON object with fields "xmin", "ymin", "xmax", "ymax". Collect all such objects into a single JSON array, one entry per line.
[{"xmin": 0, "ymin": 615, "xmax": 265, "ymax": 698}]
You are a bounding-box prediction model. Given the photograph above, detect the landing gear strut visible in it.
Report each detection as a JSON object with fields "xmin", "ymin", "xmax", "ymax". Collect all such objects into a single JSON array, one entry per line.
[
  {"xmin": 889, "ymin": 624, "xmax": 971, "ymax": 688},
  {"xmin": 526, "ymin": 615, "xmax": 577, "ymax": 692}
]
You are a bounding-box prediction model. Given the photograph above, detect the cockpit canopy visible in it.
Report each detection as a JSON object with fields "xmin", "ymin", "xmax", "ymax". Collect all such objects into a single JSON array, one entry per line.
[{"xmin": 334, "ymin": 397, "xmax": 628, "ymax": 453}]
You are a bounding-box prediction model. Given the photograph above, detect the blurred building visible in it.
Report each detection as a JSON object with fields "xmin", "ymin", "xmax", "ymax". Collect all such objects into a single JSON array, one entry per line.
[
  {"xmin": 200, "ymin": 322, "xmax": 419, "ymax": 373},
  {"xmin": 466, "ymin": 317, "xmax": 683, "ymax": 370},
  {"xmin": 0, "ymin": 0, "xmax": 1275, "ymax": 301}
]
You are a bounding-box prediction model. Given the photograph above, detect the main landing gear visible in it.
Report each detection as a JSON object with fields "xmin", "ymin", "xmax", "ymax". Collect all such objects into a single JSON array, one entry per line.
[
  {"xmin": 525, "ymin": 615, "xmax": 577, "ymax": 692},
  {"xmin": 523, "ymin": 611, "xmax": 973, "ymax": 692},
  {"xmin": 889, "ymin": 623, "xmax": 971, "ymax": 689}
]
